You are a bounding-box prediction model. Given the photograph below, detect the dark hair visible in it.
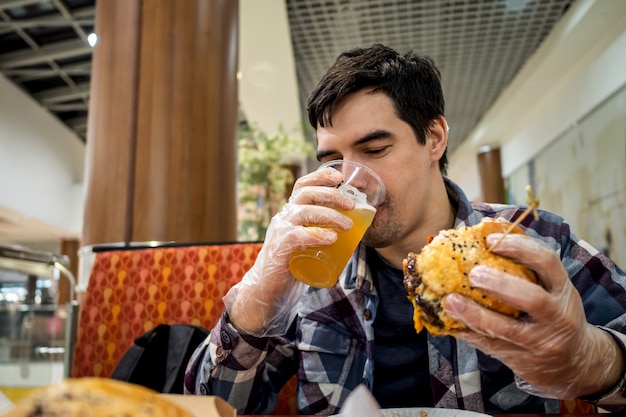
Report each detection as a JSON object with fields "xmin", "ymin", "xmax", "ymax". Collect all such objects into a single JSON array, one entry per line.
[{"xmin": 307, "ymin": 43, "xmax": 448, "ymax": 174}]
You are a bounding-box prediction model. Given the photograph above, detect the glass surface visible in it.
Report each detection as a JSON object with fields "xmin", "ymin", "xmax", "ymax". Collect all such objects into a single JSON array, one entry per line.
[{"xmin": 0, "ymin": 246, "xmax": 75, "ymax": 404}]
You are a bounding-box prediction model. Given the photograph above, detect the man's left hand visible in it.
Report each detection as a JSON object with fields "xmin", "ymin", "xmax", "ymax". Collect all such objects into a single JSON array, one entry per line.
[{"xmin": 444, "ymin": 232, "xmax": 624, "ymax": 399}]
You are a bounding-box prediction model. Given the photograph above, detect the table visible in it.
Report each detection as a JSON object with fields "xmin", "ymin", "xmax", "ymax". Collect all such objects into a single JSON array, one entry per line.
[{"xmin": 254, "ymin": 414, "xmax": 605, "ymax": 417}]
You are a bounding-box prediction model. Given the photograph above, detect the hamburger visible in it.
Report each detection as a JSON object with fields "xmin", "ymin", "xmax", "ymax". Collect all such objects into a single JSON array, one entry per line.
[
  {"xmin": 402, "ymin": 219, "xmax": 537, "ymax": 336},
  {"xmin": 4, "ymin": 378, "xmax": 192, "ymax": 417}
]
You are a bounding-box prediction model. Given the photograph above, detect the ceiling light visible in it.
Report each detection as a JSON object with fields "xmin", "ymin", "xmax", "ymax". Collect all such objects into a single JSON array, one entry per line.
[{"xmin": 87, "ymin": 33, "xmax": 98, "ymax": 47}]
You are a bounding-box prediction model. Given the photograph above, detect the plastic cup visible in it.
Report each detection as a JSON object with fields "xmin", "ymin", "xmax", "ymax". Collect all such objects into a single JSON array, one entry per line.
[{"xmin": 288, "ymin": 160, "xmax": 386, "ymax": 288}]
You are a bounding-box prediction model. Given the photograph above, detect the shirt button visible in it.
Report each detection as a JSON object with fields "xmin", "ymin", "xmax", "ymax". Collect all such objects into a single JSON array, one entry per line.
[
  {"xmin": 216, "ymin": 345, "xmax": 224, "ymax": 357},
  {"xmin": 221, "ymin": 330, "xmax": 231, "ymax": 344},
  {"xmin": 363, "ymin": 308, "xmax": 372, "ymax": 320}
]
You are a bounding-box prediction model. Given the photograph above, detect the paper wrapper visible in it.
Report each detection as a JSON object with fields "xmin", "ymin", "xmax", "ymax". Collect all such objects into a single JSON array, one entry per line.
[
  {"xmin": 340, "ymin": 384, "xmax": 384, "ymax": 417},
  {"xmin": 0, "ymin": 391, "xmax": 12, "ymax": 415}
]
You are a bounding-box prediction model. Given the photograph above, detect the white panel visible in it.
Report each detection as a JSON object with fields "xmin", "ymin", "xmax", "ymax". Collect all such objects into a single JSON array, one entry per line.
[
  {"xmin": 239, "ymin": 0, "xmax": 304, "ymax": 140},
  {"xmin": 0, "ymin": 74, "xmax": 85, "ymax": 242}
]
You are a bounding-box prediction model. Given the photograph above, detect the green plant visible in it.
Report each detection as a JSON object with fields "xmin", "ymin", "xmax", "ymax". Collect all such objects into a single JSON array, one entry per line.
[{"xmin": 237, "ymin": 122, "xmax": 315, "ymax": 241}]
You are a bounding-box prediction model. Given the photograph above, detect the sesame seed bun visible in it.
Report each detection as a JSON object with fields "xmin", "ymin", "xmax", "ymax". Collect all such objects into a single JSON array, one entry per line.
[
  {"xmin": 7, "ymin": 378, "xmax": 191, "ymax": 417},
  {"xmin": 402, "ymin": 220, "xmax": 537, "ymax": 336}
]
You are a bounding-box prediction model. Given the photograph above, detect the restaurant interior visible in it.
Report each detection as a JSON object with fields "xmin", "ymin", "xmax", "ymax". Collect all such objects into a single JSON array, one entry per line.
[{"xmin": 0, "ymin": 0, "xmax": 625, "ymax": 415}]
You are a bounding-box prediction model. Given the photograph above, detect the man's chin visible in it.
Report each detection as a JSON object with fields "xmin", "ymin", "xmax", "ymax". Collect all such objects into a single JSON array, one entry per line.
[{"xmin": 362, "ymin": 228, "xmax": 394, "ymax": 248}]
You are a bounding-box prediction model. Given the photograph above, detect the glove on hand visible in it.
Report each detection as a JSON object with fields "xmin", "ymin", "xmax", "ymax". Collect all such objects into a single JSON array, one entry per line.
[
  {"xmin": 444, "ymin": 232, "xmax": 624, "ymax": 400},
  {"xmin": 224, "ymin": 166, "xmax": 355, "ymax": 336}
]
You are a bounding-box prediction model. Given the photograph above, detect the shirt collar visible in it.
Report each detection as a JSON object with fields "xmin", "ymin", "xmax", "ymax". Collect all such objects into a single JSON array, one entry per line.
[{"xmin": 443, "ymin": 177, "xmax": 474, "ymax": 228}]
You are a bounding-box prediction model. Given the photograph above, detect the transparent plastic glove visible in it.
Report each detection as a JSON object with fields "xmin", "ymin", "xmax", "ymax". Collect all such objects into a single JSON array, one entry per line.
[
  {"xmin": 224, "ymin": 166, "xmax": 355, "ymax": 337},
  {"xmin": 444, "ymin": 232, "xmax": 624, "ymax": 400}
]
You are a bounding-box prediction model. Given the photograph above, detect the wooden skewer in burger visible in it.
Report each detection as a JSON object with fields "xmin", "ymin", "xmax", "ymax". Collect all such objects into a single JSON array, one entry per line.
[{"xmin": 403, "ymin": 186, "xmax": 541, "ymax": 336}]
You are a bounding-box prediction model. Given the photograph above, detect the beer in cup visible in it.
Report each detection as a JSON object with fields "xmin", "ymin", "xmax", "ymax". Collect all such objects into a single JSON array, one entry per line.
[{"xmin": 289, "ymin": 160, "xmax": 385, "ymax": 288}]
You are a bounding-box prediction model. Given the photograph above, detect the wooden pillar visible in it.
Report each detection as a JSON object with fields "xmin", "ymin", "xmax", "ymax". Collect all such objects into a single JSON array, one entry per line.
[
  {"xmin": 477, "ymin": 145, "xmax": 506, "ymax": 203},
  {"xmin": 82, "ymin": 0, "xmax": 239, "ymax": 247},
  {"xmin": 57, "ymin": 238, "xmax": 79, "ymax": 305}
]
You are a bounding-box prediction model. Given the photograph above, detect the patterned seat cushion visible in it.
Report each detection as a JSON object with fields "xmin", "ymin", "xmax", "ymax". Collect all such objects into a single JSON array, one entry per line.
[{"xmin": 70, "ymin": 242, "xmax": 297, "ymax": 415}]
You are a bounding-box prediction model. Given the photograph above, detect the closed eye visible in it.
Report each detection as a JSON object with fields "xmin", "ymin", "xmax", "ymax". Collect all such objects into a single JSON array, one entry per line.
[{"xmin": 365, "ymin": 146, "xmax": 391, "ymax": 156}]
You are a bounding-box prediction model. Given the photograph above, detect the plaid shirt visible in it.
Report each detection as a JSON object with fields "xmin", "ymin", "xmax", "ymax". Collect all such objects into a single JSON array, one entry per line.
[{"xmin": 184, "ymin": 178, "xmax": 626, "ymax": 414}]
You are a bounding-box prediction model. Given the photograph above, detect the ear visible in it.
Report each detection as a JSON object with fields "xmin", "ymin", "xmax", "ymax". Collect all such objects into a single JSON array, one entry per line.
[{"xmin": 428, "ymin": 116, "xmax": 448, "ymax": 162}]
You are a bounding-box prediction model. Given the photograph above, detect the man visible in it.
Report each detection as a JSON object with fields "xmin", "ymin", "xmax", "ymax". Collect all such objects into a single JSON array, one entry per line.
[{"xmin": 184, "ymin": 44, "xmax": 626, "ymax": 414}]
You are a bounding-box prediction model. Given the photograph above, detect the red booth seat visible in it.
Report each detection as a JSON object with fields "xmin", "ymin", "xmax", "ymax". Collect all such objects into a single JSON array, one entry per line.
[{"xmin": 70, "ymin": 242, "xmax": 297, "ymax": 415}]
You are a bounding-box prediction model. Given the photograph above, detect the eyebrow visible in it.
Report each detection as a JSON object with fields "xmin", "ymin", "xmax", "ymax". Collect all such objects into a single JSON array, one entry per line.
[{"xmin": 317, "ymin": 129, "xmax": 393, "ymax": 160}]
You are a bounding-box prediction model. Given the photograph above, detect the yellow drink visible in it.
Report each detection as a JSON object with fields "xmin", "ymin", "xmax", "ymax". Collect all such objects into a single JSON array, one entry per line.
[{"xmin": 289, "ymin": 204, "xmax": 376, "ymax": 288}]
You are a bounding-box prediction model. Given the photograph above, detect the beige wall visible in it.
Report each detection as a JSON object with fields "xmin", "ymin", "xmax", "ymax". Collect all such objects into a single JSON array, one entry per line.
[
  {"xmin": 448, "ymin": 0, "xmax": 626, "ymax": 202},
  {"xmin": 507, "ymin": 85, "xmax": 626, "ymax": 269}
]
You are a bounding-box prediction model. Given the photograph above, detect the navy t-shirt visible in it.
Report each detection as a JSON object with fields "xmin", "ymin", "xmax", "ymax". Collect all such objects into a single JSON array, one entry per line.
[{"xmin": 368, "ymin": 246, "xmax": 434, "ymax": 408}]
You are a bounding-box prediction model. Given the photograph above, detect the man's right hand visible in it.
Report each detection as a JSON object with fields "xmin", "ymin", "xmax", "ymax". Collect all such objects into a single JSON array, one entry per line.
[{"xmin": 225, "ymin": 165, "xmax": 355, "ymax": 336}]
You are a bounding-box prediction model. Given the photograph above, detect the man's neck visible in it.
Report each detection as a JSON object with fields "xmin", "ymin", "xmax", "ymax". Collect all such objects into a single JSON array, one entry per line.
[{"xmin": 377, "ymin": 178, "xmax": 456, "ymax": 268}]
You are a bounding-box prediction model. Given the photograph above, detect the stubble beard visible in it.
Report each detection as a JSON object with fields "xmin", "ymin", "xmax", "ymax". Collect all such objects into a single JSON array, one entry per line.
[{"xmin": 361, "ymin": 200, "xmax": 401, "ymax": 248}]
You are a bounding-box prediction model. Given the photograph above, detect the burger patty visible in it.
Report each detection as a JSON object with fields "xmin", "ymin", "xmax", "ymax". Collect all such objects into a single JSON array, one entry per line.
[{"xmin": 403, "ymin": 252, "xmax": 444, "ymax": 330}]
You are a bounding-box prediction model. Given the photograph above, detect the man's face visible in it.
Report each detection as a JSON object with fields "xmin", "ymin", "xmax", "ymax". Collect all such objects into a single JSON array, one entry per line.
[{"xmin": 316, "ymin": 89, "xmax": 443, "ymax": 249}]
